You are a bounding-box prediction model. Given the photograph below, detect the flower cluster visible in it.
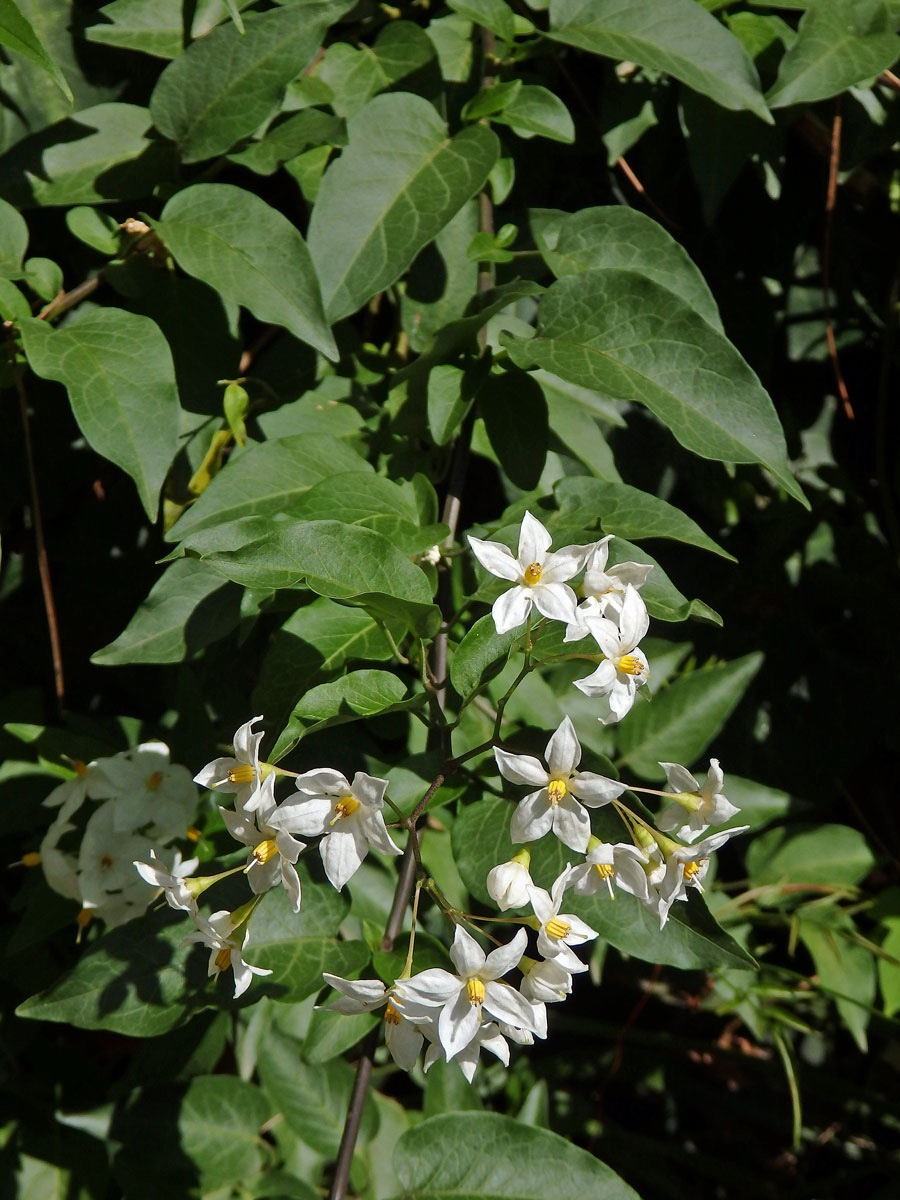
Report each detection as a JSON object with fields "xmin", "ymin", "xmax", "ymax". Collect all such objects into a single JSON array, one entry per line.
[
  {"xmin": 37, "ymin": 741, "xmax": 198, "ymax": 930},
  {"xmin": 112, "ymin": 511, "xmax": 747, "ymax": 1077}
]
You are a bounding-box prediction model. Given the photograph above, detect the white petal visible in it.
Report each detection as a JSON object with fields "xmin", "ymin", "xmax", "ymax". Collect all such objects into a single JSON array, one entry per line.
[
  {"xmin": 573, "ymin": 659, "xmax": 616, "ymax": 698},
  {"xmin": 194, "ymin": 757, "xmax": 235, "ymax": 790},
  {"xmin": 450, "ymin": 924, "xmax": 486, "ymax": 976},
  {"xmin": 402, "ymin": 968, "xmax": 460, "ymax": 1003},
  {"xmin": 482, "ymin": 928, "xmax": 528, "ymax": 980},
  {"xmin": 569, "ymin": 771, "xmax": 626, "ymax": 806},
  {"xmin": 320, "ymin": 826, "xmax": 366, "ymax": 890},
  {"xmin": 385, "ymin": 1016, "xmax": 424, "ymax": 1071},
  {"xmin": 281, "ymin": 861, "xmax": 302, "ymax": 912},
  {"xmin": 361, "ymin": 810, "xmax": 403, "ymax": 857},
  {"xmin": 468, "ymin": 535, "xmax": 521, "ymax": 582},
  {"xmin": 545, "ymin": 715, "xmax": 580, "ymax": 777},
  {"xmin": 609, "ymin": 561, "xmax": 653, "ymax": 590},
  {"xmin": 483, "ymin": 981, "xmax": 543, "ymax": 1034},
  {"xmin": 540, "ymin": 543, "xmax": 590, "ymax": 583},
  {"xmin": 494, "ymin": 748, "xmax": 548, "ymax": 787},
  {"xmin": 351, "ymin": 771, "xmax": 388, "ymax": 809},
  {"xmin": 531, "ymin": 582, "xmax": 578, "ymax": 625},
  {"xmin": 267, "ymin": 795, "xmax": 331, "ymax": 835},
  {"xmin": 517, "ymin": 511, "xmax": 552, "ymax": 565},
  {"xmin": 323, "ymin": 974, "xmax": 390, "ymax": 1006},
  {"xmin": 439, "ymin": 989, "xmax": 480, "ymax": 1060},
  {"xmin": 659, "ymin": 762, "xmax": 700, "ymax": 794},
  {"xmin": 509, "ymin": 790, "xmax": 554, "ymax": 843},
  {"xmin": 219, "ymin": 805, "xmax": 257, "ymax": 847},
  {"xmin": 527, "ymin": 884, "xmax": 555, "ymax": 925},
  {"xmin": 291, "ymin": 768, "xmax": 349, "ymax": 795},
  {"xmin": 232, "ymin": 716, "xmax": 264, "ymax": 764},
  {"xmin": 618, "ymin": 585, "xmax": 650, "ymax": 649},
  {"xmin": 491, "ymin": 586, "xmax": 532, "ymax": 634},
  {"xmin": 551, "ymin": 796, "xmax": 591, "ymax": 852}
]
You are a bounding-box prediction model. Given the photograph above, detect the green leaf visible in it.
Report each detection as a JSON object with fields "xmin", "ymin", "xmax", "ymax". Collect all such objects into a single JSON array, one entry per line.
[
  {"xmin": 388, "ymin": 1111, "xmax": 641, "ymax": 1199},
  {"xmin": 276, "ymin": 669, "xmax": 422, "ymax": 755},
  {"xmin": 402, "ymin": 201, "xmax": 479, "ymax": 354},
  {"xmin": 19, "ymin": 309, "xmax": 181, "ymax": 520},
  {"xmin": 745, "ymin": 823, "xmax": 875, "ymax": 889},
  {"xmin": 0, "ymin": 278, "xmax": 29, "ymax": 321},
  {"xmin": 616, "ymin": 652, "xmax": 763, "ymax": 779},
  {"xmin": 547, "ymin": 0, "xmax": 771, "ymax": 121},
  {"xmin": 462, "ymin": 79, "xmax": 523, "ymax": 122},
  {"xmin": 197, "ymin": 519, "xmax": 439, "ymax": 634},
  {"xmin": 447, "ymin": 0, "xmax": 516, "ymax": 44},
  {"xmin": 767, "ymin": 0, "xmax": 900, "ymax": 109},
  {"xmin": 503, "ymin": 270, "xmax": 805, "ymax": 504},
  {"xmin": 290, "ymin": 472, "xmax": 443, "ymax": 554},
  {"xmin": 228, "ymin": 109, "xmax": 347, "ymax": 175},
  {"xmin": 427, "ymin": 364, "xmax": 473, "ymax": 446},
  {"xmin": 799, "ymin": 915, "xmax": 876, "ymax": 1051},
  {"xmin": 320, "ymin": 21, "xmax": 438, "ymax": 119},
  {"xmin": 301, "ymin": 1005, "xmax": 378, "ymax": 1063},
  {"xmin": 149, "ymin": 3, "xmax": 350, "ymax": 162},
  {"xmin": 165, "ymin": 434, "xmax": 371, "ymax": 543},
  {"xmin": 253, "ymin": 598, "xmax": 394, "ymax": 746},
  {"xmin": 534, "ymin": 205, "xmax": 723, "ymax": 331},
  {"xmin": 16, "ymin": 909, "xmax": 210, "ymax": 1037},
  {"xmin": 65, "ymin": 205, "xmax": 120, "ymax": 255},
  {"xmin": 480, "ymin": 367, "xmax": 549, "ymax": 490},
  {"xmin": 22, "ymin": 255, "xmax": 62, "ymax": 301},
  {"xmin": 0, "ymin": 0, "xmax": 72, "ymax": 100},
  {"xmin": 452, "ymin": 797, "xmax": 755, "ymax": 970},
  {"xmin": 451, "ymin": 614, "xmax": 522, "ymax": 700},
  {"xmin": 0, "ymin": 196, "xmax": 28, "ymax": 276},
  {"xmin": 0, "ymin": 103, "xmax": 170, "ymax": 208},
  {"xmin": 308, "ymin": 93, "xmax": 499, "ymax": 321},
  {"xmin": 179, "ymin": 1076, "xmax": 271, "ymax": 1192},
  {"xmin": 250, "ymin": 876, "xmax": 371, "ymax": 1003},
  {"xmin": 85, "ymin": 0, "xmax": 186, "ymax": 60},
  {"xmin": 91, "ymin": 559, "xmax": 242, "ymax": 665},
  {"xmin": 155, "ymin": 183, "xmax": 336, "ymax": 360},
  {"xmin": 555, "ymin": 476, "xmax": 735, "ymax": 559},
  {"xmin": 493, "ymin": 86, "xmax": 575, "ymax": 143},
  {"xmin": 258, "ymin": 1027, "xmax": 378, "ymax": 1157},
  {"xmin": 719, "ymin": 775, "xmax": 798, "ymax": 832}
]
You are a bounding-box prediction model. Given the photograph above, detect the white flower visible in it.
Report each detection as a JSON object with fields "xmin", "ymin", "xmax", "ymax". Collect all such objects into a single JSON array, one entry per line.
[
  {"xmin": 567, "ymin": 840, "xmax": 649, "ymax": 899},
  {"xmin": 656, "ymin": 759, "xmax": 739, "ymax": 843},
  {"xmin": 194, "ymin": 717, "xmax": 268, "ymax": 814},
  {"xmin": 574, "ymin": 585, "xmax": 650, "ymax": 724},
  {"xmin": 528, "ymin": 866, "xmax": 598, "ymax": 970},
  {"xmin": 423, "ymin": 1022, "xmax": 510, "ymax": 1082},
  {"xmin": 565, "ymin": 536, "xmax": 653, "ymax": 639},
  {"xmin": 321, "ymin": 973, "xmax": 440, "ymax": 1070},
  {"xmin": 267, "ymin": 769, "xmax": 401, "ymax": 890},
  {"xmin": 656, "ymin": 827, "xmax": 749, "ymax": 927},
  {"xmin": 487, "ymin": 849, "xmax": 533, "ymax": 910},
  {"xmin": 42, "ymin": 759, "xmax": 106, "ymax": 823},
  {"xmin": 39, "ymin": 817, "xmax": 81, "ymax": 901},
  {"xmin": 613, "ymin": 842, "xmax": 668, "ymax": 923},
  {"xmin": 184, "ymin": 909, "xmax": 272, "ymax": 999},
  {"xmin": 219, "ymin": 774, "xmax": 305, "ymax": 911},
  {"xmin": 77, "ymin": 801, "xmax": 158, "ymax": 915},
  {"xmin": 91, "ymin": 741, "xmax": 197, "ymax": 837},
  {"xmin": 402, "ymin": 926, "xmax": 544, "ymax": 1061},
  {"xmin": 134, "ymin": 847, "xmax": 200, "ymax": 914},
  {"xmin": 495, "ymin": 715, "xmax": 626, "ymax": 853},
  {"xmin": 468, "ymin": 511, "xmax": 592, "ymax": 634},
  {"xmin": 520, "ymin": 956, "xmax": 578, "ymax": 1004}
]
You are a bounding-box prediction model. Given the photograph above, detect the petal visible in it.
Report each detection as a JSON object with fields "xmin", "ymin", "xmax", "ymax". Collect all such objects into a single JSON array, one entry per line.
[
  {"xmin": 232, "ymin": 716, "xmax": 264, "ymax": 764},
  {"xmin": 450, "ymin": 924, "xmax": 486, "ymax": 976},
  {"xmin": 531, "ymin": 582, "xmax": 578, "ymax": 625},
  {"xmin": 609, "ymin": 562, "xmax": 653, "ymax": 590},
  {"xmin": 281, "ymin": 861, "xmax": 303, "ymax": 912},
  {"xmin": 323, "ymin": 974, "xmax": 389, "ymax": 1004},
  {"xmin": 360, "ymin": 810, "xmax": 403, "ymax": 857},
  {"xmin": 493, "ymin": 748, "xmax": 548, "ymax": 787},
  {"xmin": 559, "ymin": 913, "xmax": 598, "ymax": 945},
  {"xmin": 573, "ymin": 659, "xmax": 616, "ymax": 698},
  {"xmin": 479, "ymin": 1024, "xmax": 511, "ymax": 1066},
  {"xmin": 570, "ymin": 772, "xmax": 626, "ymax": 806},
  {"xmin": 509, "ymin": 790, "xmax": 554, "ymax": 843},
  {"xmin": 274, "ymin": 829, "xmax": 305, "ymax": 864},
  {"xmin": 545, "ymin": 715, "xmax": 580, "ymax": 777},
  {"xmin": 491, "ymin": 586, "xmax": 532, "ymax": 634},
  {"xmin": 483, "ymin": 981, "xmax": 543, "ymax": 1034},
  {"xmin": 526, "ymin": 884, "xmax": 555, "ymax": 925},
  {"xmin": 402, "ymin": 968, "xmax": 460, "ymax": 1003},
  {"xmin": 267, "ymin": 795, "xmax": 331, "ymax": 835},
  {"xmin": 439, "ymin": 989, "xmax": 480, "ymax": 1060},
  {"xmin": 482, "ymin": 928, "xmax": 528, "ymax": 980},
  {"xmin": 656, "ymin": 801, "xmax": 685, "ymax": 833},
  {"xmin": 517, "ymin": 511, "xmax": 553, "ymax": 565},
  {"xmin": 385, "ymin": 1017, "xmax": 424, "ymax": 1071},
  {"xmin": 552, "ymin": 797, "xmax": 591, "ymax": 852},
  {"xmin": 541, "ymin": 543, "xmax": 591, "ymax": 583},
  {"xmin": 291, "ymin": 768, "xmax": 349, "ymax": 795},
  {"xmin": 320, "ymin": 826, "xmax": 366, "ymax": 890},
  {"xmin": 219, "ymin": 805, "xmax": 257, "ymax": 848},
  {"xmin": 194, "ymin": 757, "xmax": 236, "ymax": 790},
  {"xmin": 467, "ymin": 535, "xmax": 521, "ymax": 582},
  {"xmin": 659, "ymin": 762, "xmax": 700, "ymax": 794},
  {"xmin": 582, "ymin": 537, "xmax": 612, "ymax": 587},
  {"xmin": 618, "ymin": 585, "xmax": 650, "ymax": 649},
  {"xmin": 351, "ymin": 771, "xmax": 388, "ymax": 809}
]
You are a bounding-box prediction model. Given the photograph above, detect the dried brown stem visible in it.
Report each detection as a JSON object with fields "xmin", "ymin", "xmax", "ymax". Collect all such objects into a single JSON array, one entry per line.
[{"xmin": 822, "ymin": 99, "xmax": 853, "ymax": 420}]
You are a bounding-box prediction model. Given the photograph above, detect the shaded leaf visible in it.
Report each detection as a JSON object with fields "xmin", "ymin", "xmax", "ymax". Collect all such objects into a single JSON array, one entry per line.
[{"xmin": 0, "ymin": 0, "xmax": 72, "ymax": 100}]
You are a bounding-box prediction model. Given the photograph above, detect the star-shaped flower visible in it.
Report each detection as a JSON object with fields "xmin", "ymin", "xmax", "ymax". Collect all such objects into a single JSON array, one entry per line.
[
  {"xmin": 527, "ymin": 866, "xmax": 599, "ymax": 970},
  {"xmin": 656, "ymin": 826, "xmax": 749, "ymax": 927},
  {"xmin": 194, "ymin": 717, "xmax": 269, "ymax": 814},
  {"xmin": 565, "ymin": 536, "xmax": 653, "ymax": 640},
  {"xmin": 134, "ymin": 848, "xmax": 200, "ymax": 914},
  {"xmin": 495, "ymin": 716, "xmax": 626, "ymax": 853},
  {"xmin": 402, "ymin": 926, "xmax": 544, "ymax": 1061},
  {"xmin": 267, "ymin": 769, "xmax": 401, "ymax": 890},
  {"xmin": 321, "ymin": 973, "xmax": 440, "ymax": 1070},
  {"xmin": 656, "ymin": 759, "xmax": 739, "ymax": 843},
  {"xmin": 92, "ymin": 741, "xmax": 197, "ymax": 837},
  {"xmin": 574, "ymin": 585, "xmax": 651, "ymax": 723},
  {"xmin": 184, "ymin": 909, "xmax": 272, "ymax": 999},
  {"xmin": 468, "ymin": 511, "xmax": 592, "ymax": 634},
  {"xmin": 219, "ymin": 774, "xmax": 306, "ymax": 912},
  {"xmin": 567, "ymin": 840, "xmax": 649, "ymax": 899}
]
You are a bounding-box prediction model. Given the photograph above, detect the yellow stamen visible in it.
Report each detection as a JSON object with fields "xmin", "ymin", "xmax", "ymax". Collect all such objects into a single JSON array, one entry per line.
[
  {"xmin": 683, "ymin": 860, "xmax": 703, "ymax": 882},
  {"xmin": 593, "ymin": 862, "xmax": 614, "ymax": 880},
  {"xmin": 73, "ymin": 759, "xmax": 87, "ymax": 778},
  {"xmin": 384, "ymin": 1000, "xmax": 402, "ymax": 1025},
  {"xmin": 100, "ymin": 854, "xmax": 114, "ymax": 870},
  {"xmin": 76, "ymin": 907, "xmax": 93, "ymax": 929},
  {"xmin": 227, "ymin": 763, "xmax": 255, "ymax": 785},
  {"xmin": 466, "ymin": 978, "xmax": 486, "ymax": 1006},
  {"xmin": 617, "ymin": 655, "xmax": 644, "ymax": 676},
  {"xmin": 547, "ymin": 778, "xmax": 567, "ymax": 807},
  {"xmin": 523, "ymin": 561, "xmax": 542, "ymax": 585},
  {"xmin": 21, "ymin": 851, "xmax": 41, "ymax": 868},
  {"xmin": 146, "ymin": 770, "xmax": 164, "ymax": 791},
  {"xmin": 214, "ymin": 947, "xmax": 231, "ymax": 973},
  {"xmin": 252, "ymin": 838, "xmax": 278, "ymax": 865},
  {"xmin": 330, "ymin": 795, "xmax": 359, "ymax": 825},
  {"xmin": 545, "ymin": 917, "xmax": 570, "ymax": 940},
  {"xmin": 185, "ymin": 825, "xmax": 201, "ymax": 842}
]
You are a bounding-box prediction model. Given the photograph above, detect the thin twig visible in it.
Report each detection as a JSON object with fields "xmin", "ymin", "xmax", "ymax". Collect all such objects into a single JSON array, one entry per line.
[
  {"xmin": 5, "ymin": 331, "xmax": 65, "ymax": 708},
  {"xmin": 822, "ymin": 98, "xmax": 853, "ymax": 420},
  {"xmin": 37, "ymin": 275, "xmax": 101, "ymax": 323}
]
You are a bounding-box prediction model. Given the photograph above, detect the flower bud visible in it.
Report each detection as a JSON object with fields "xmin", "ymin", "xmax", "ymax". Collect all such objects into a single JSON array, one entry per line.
[
  {"xmin": 487, "ymin": 848, "xmax": 532, "ymax": 910},
  {"xmin": 520, "ymin": 957, "xmax": 574, "ymax": 1004}
]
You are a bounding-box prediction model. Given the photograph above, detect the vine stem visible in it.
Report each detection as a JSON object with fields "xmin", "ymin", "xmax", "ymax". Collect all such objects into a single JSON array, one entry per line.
[{"xmin": 328, "ymin": 28, "xmax": 498, "ymax": 1200}]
